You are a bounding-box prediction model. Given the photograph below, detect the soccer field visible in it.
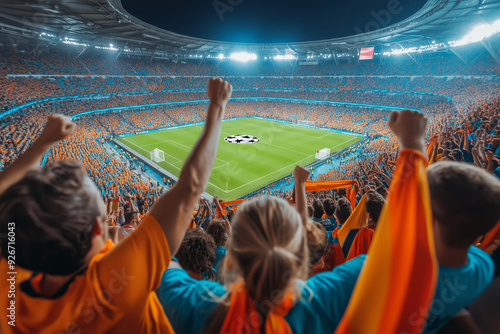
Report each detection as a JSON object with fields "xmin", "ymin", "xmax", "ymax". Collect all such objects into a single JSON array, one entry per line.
[{"xmin": 117, "ymin": 117, "xmax": 362, "ymax": 200}]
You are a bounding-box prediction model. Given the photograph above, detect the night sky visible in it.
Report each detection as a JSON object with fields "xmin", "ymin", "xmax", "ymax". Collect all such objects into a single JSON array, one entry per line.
[{"xmin": 122, "ymin": 0, "xmax": 427, "ymax": 43}]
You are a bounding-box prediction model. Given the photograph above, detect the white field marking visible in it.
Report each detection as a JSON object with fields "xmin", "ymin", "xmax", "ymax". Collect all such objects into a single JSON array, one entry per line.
[
  {"xmin": 120, "ymin": 138, "xmax": 229, "ymax": 193},
  {"xmin": 140, "ymin": 138, "xmax": 229, "ymax": 166},
  {"xmin": 225, "ymin": 136, "xmax": 360, "ymax": 193},
  {"xmin": 166, "ymin": 140, "xmax": 230, "ymax": 166},
  {"xmin": 123, "ymin": 138, "xmax": 181, "ymax": 163},
  {"xmin": 212, "ymin": 163, "xmax": 230, "ymax": 170}
]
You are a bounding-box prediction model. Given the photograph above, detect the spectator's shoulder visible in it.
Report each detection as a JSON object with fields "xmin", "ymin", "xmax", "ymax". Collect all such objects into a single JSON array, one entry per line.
[{"xmin": 468, "ymin": 245, "xmax": 495, "ymax": 281}]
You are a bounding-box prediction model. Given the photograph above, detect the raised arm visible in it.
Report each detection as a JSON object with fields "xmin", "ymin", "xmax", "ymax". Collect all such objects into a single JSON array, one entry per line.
[
  {"xmin": 150, "ymin": 78, "xmax": 232, "ymax": 255},
  {"xmin": 213, "ymin": 196, "xmax": 225, "ymax": 218},
  {"xmin": 293, "ymin": 165, "xmax": 311, "ymax": 227},
  {"xmin": 471, "ymin": 146, "xmax": 485, "ymax": 169},
  {"xmin": 0, "ymin": 114, "xmax": 76, "ymax": 195}
]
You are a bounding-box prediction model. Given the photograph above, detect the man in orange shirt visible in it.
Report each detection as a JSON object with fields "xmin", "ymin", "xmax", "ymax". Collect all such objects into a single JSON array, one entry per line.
[{"xmin": 0, "ymin": 77, "xmax": 232, "ymax": 333}]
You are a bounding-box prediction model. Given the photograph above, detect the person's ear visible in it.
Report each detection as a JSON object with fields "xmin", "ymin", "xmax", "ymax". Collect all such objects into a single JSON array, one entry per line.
[{"xmin": 92, "ymin": 219, "xmax": 102, "ymax": 237}]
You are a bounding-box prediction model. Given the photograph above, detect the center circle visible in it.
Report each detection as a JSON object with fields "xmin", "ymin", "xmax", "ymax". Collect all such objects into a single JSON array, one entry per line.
[{"xmin": 224, "ymin": 135, "xmax": 260, "ymax": 144}]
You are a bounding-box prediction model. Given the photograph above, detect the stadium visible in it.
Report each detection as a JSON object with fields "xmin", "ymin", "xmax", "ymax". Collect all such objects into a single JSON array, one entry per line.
[{"xmin": 0, "ymin": 0, "xmax": 499, "ymax": 333}]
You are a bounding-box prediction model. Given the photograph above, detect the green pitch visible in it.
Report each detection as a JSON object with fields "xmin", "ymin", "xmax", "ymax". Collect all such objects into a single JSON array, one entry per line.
[{"xmin": 117, "ymin": 118, "xmax": 362, "ymax": 200}]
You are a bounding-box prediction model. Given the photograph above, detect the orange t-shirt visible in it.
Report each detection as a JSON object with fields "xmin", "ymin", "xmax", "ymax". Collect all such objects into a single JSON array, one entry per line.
[{"xmin": 0, "ymin": 214, "xmax": 174, "ymax": 333}]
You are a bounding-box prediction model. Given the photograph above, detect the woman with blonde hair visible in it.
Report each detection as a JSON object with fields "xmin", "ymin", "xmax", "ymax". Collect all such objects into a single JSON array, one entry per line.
[{"xmin": 157, "ymin": 166, "xmax": 366, "ymax": 333}]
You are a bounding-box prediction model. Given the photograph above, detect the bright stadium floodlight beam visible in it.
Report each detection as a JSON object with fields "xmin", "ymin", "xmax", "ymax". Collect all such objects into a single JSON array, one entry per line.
[
  {"xmin": 229, "ymin": 52, "xmax": 257, "ymax": 61},
  {"xmin": 218, "ymin": 53, "xmax": 224, "ymax": 59},
  {"xmin": 493, "ymin": 19, "xmax": 500, "ymax": 31},
  {"xmin": 454, "ymin": 20, "xmax": 500, "ymax": 47}
]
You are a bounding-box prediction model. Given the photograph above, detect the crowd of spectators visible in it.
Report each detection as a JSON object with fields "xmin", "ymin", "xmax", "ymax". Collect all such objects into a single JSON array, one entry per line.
[
  {"xmin": 1, "ymin": 76, "xmax": 499, "ymax": 333},
  {"xmin": 1, "ymin": 52, "xmax": 499, "ymax": 202}
]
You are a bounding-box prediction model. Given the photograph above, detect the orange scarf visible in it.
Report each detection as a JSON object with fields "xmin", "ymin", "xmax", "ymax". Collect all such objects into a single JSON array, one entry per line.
[
  {"xmin": 305, "ymin": 180, "xmax": 354, "ymax": 192},
  {"xmin": 220, "ymin": 281, "xmax": 293, "ymax": 334}
]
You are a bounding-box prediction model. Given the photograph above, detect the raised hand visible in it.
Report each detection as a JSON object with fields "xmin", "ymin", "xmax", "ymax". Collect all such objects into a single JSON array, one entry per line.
[
  {"xmin": 206, "ymin": 77, "xmax": 232, "ymax": 115},
  {"xmin": 293, "ymin": 165, "xmax": 310, "ymax": 184},
  {"xmin": 388, "ymin": 110, "xmax": 428, "ymax": 155},
  {"xmin": 486, "ymin": 150, "xmax": 494, "ymax": 161},
  {"xmin": 294, "ymin": 165, "xmax": 310, "ymax": 226},
  {"xmin": 0, "ymin": 114, "xmax": 76, "ymax": 195},
  {"xmin": 37, "ymin": 114, "xmax": 76, "ymax": 146}
]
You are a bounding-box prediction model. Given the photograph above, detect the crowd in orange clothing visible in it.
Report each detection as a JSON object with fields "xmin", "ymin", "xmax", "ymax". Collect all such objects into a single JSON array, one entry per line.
[
  {"xmin": 1, "ymin": 50, "xmax": 499, "ymax": 111},
  {"xmin": 1, "ymin": 92, "xmax": 497, "ymax": 199},
  {"xmin": 1, "ymin": 51, "xmax": 499, "ymax": 201},
  {"xmin": 2, "ymin": 49, "xmax": 499, "ymax": 77}
]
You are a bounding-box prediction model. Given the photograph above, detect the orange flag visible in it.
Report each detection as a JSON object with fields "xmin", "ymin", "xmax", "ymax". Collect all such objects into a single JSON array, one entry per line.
[
  {"xmin": 335, "ymin": 149, "xmax": 438, "ymax": 334},
  {"xmin": 348, "ymin": 184, "xmax": 357, "ymax": 210},
  {"xmin": 338, "ymin": 194, "xmax": 368, "ymax": 247},
  {"xmin": 305, "ymin": 180, "xmax": 354, "ymax": 192}
]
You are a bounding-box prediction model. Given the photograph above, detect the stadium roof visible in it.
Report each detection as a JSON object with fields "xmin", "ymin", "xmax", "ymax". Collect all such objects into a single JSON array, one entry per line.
[{"xmin": 0, "ymin": 0, "xmax": 499, "ymax": 60}]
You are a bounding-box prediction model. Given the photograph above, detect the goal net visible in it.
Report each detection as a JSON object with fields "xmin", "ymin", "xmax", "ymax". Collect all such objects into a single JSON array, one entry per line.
[
  {"xmin": 297, "ymin": 120, "xmax": 316, "ymax": 127},
  {"xmin": 315, "ymin": 148, "xmax": 330, "ymax": 160},
  {"xmin": 149, "ymin": 148, "xmax": 165, "ymax": 163}
]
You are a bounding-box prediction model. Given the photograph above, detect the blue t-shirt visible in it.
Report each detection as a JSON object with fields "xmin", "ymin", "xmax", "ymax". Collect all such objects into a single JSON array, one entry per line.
[
  {"xmin": 423, "ymin": 246, "xmax": 494, "ymax": 333},
  {"xmin": 156, "ymin": 256, "xmax": 366, "ymax": 334},
  {"xmin": 326, "ymin": 216, "xmax": 337, "ymax": 226},
  {"xmin": 158, "ymin": 246, "xmax": 493, "ymax": 333}
]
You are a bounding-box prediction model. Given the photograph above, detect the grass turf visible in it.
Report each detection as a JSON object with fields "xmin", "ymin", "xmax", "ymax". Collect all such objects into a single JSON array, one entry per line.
[{"xmin": 117, "ymin": 117, "xmax": 362, "ymax": 200}]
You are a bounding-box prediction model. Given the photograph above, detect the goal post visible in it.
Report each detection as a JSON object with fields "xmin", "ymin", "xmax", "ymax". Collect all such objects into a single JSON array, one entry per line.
[
  {"xmin": 315, "ymin": 148, "xmax": 330, "ymax": 160},
  {"xmin": 149, "ymin": 148, "xmax": 165, "ymax": 163}
]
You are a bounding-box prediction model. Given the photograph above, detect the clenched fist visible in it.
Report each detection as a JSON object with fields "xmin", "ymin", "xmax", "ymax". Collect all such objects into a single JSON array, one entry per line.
[
  {"xmin": 388, "ymin": 110, "xmax": 428, "ymax": 154},
  {"xmin": 38, "ymin": 114, "xmax": 76, "ymax": 146},
  {"xmin": 207, "ymin": 78, "xmax": 232, "ymax": 107},
  {"xmin": 293, "ymin": 165, "xmax": 310, "ymax": 184}
]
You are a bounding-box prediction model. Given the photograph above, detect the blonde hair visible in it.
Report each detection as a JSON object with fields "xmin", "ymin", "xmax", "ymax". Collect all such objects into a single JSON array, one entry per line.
[{"xmin": 227, "ymin": 196, "xmax": 309, "ymax": 310}]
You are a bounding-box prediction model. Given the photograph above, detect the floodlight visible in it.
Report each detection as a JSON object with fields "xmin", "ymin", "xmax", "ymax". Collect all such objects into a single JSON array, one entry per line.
[{"xmin": 229, "ymin": 52, "xmax": 257, "ymax": 61}]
